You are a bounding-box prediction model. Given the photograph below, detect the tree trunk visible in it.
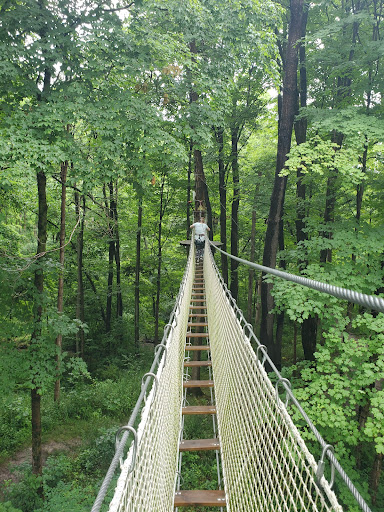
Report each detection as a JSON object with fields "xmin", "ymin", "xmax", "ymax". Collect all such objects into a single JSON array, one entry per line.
[
  {"xmin": 105, "ymin": 183, "xmax": 115, "ymax": 333},
  {"xmin": 75, "ymin": 190, "xmax": 85, "ymax": 357},
  {"xmin": 135, "ymin": 199, "xmax": 143, "ymax": 349},
  {"xmin": 293, "ymin": 5, "xmax": 317, "ymax": 360},
  {"xmin": 31, "ymin": 388, "xmax": 42, "ymax": 477},
  {"xmin": 54, "ymin": 161, "xmax": 68, "ymax": 402},
  {"xmin": 247, "ymin": 199, "xmax": 257, "ymax": 323},
  {"xmin": 356, "ymin": 141, "xmax": 368, "ymax": 224},
  {"xmin": 260, "ymin": 0, "xmax": 304, "ymax": 369},
  {"xmin": 187, "ymin": 139, "xmax": 192, "ymax": 240},
  {"xmin": 216, "ymin": 127, "xmax": 228, "ymax": 284},
  {"xmin": 189, "ymin": 40, "xmax": 212, "ymax": 231},
  {"xmin": 230, "ymin": 127, "xmax": 240, "ymax": 301},
  {"xmin": 111, "ymin": 181, "xmax": 123, "ymax": 318},
  {"xmin": 370, "ymin": 453, "xmax": 383, "ymax": 506},
  {"xmin": 31, "ymin": 170, "xmax": 48, "ymax": 480},
  {"xmin": 155, "ymin": 178, "xmax": 165, "ymax": 345}
]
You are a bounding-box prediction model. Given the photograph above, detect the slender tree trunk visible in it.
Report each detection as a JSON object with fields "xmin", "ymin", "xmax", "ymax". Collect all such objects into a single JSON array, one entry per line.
[
  {"xmin": 247, "ymin": 199, "xmax": 257, "ymax": 323},
  {"xmin": 260, "ymin": 0, "xmax": 304, "ymax": 369},
  {"xmin": 54, "ymin": 161, "xmax": 68, "ymax": 402},
  {"xmin": 356, "ymin": 142, "xmax": 368, "ymax": 224},
  {"xmin": 370, "ymin": 453, "xmax": 383, "ymax": 506},
  {"xmin": 321, "ymin": 16, "xmax": 358, "ymax": 263},
  {"xmin": 85, "ymin": 269, "xmax": 106, "ymax": 326},
  {"xmin": 135, "ymin": 199, "xmax": 143, "ymax": 349},
  {"xmin": 75, "ymin": 191, "xmax": 85, "ymax": 357},
  {"xmin": 254, "ymin": 275, "xmax": 262, "ymax": 327},
  {"xmin": 189, "ymin": 40, "xmax": 212, "ymax": 232},
  {"xmin": 230, "ymin": 127, "xmax": 240, "ymax": 301},
  {"xmin": 111, "ymin": 181, "xmax": 123, "ymax": 318},
  {"xmin": 319, "ymin": 146, "xmax": 341, "ymax": 264},
  {"xmin": 155, "ymin": 178, "xmax": 165, "ymax": 345},
  {"xmin": 293, "ymin": 5, "xmax": 317, "ymax": 360},
  {"xmin": 31, "ymin": 170, "xmax": 48, "ymax": 479},
  {"xmin": 216, "ymin": 127, "xmax": 228, "ymax": 284},
  {"xmin": 187, "ymin": 139, "xmax": 193, "ymax": 240},
  {"xmin": 31, "ymin": 388, "xmax": 42, "ymax": 476},
  {"xmin": 105, "ymin": 183, "xmax": 115, "ymax": 333}
]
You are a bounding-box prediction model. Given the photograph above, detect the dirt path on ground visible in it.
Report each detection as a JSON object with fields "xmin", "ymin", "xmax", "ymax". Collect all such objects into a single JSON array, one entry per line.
[{"xmin": 0, "ymin": 438, "xmax": 81, "ymax": 485}]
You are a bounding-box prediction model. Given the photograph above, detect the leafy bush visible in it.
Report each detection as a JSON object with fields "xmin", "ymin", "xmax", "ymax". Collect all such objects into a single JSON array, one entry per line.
[
  {"xmin": 2, "ymin": 473, "xmax": 43, "ymax": 512},
  {"xmin": 35, "ymin": 481, "xmax": 95, "ymax": 512},
  {"xmin": 0, "ymin": 503, "xmax": 23, "ymax": 512},
  {"xmin": 73, "ymin": 427, "xmax": 116, "ymax": 477},
  {"xmin": 0, "ymin": 396, "xmax": 30, "ymax": 459}
]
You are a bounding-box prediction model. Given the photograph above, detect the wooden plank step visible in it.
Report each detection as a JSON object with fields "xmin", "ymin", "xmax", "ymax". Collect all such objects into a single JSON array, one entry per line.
[
  {"xmin": 179, "ymin": 438, "xmax": 220, "ymax": 452},
  {"xmin": 183, "ymin": 379, "xmax": 214, "ymax": 388},
  {"xmin": 184, "ymin": 360, "xmax": 211, "ymax": 367},
  {"xmin": 187, "ymin": 322, "xmax": 208, "ymax": 327},
  {"xmin": 186, "ymin": 332, "xmax": 209, "ymax": 337},
  {"xmin": 191, "ymin": 292, "xmax": 205, "ymax": 295},
  {"xmin": 185, "ymin": 345, "xmax": 210, "ymax": 351},
  {"xmin": 174, "ymin": 490, "xmax": 226, "ymax": 507},
  {"xmin": 189, "ymin": 306, "xmax": 207, "ymax": 310},
  {"xmin": 189, "ymin": 314, "xmax": 207, "ymax": 317},
  {"xmin": 182, "ymin": 405, "xmax": 216, "ymax": 415}
]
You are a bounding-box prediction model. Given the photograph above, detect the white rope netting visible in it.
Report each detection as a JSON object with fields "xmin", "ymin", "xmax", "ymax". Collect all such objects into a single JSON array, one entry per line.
[
  {"xmin": 204, "ymin": 245, "xmax": 343, "ymax": 512},
  {"xmin": 108, "ymin": 247, "xmax": 194, "ymax": 512}
]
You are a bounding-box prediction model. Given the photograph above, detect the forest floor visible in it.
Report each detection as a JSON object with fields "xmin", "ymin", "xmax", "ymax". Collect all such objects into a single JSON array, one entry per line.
[{"xmin": 0, "ymin": 438, "xmax": 81, "ymax": 485}]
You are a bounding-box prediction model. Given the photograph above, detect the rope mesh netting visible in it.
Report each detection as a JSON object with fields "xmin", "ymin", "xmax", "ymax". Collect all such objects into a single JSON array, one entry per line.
[
  {"xmin": 203, "ymin": 244, "xmax": 343, "ymax": 512},
  {"xmin": 92, "ymin": 240, "xmax": 372, "ymax": 512},
  {"xmin": 106, "ymin": 246, "xmax": 195, "ymax": 512}
]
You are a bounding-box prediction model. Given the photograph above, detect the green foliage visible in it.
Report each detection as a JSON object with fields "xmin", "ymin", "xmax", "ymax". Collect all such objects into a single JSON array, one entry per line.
[
  {"xmin": 0, "ymin": 504, "xmax": 22, "ymax": 512},
  {"xmin": 2, "ymin": 473, "xmax": 43, "ymax": 512}
]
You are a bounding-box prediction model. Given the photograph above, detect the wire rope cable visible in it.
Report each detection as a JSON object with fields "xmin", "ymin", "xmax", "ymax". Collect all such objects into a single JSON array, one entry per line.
[
  {"xmin": 204, "ymin": 240, "xmax": 372, "ymax": 512},
  {"xmin": 209, "ymin": 240, "xmax": 384, "ymax": 313}
]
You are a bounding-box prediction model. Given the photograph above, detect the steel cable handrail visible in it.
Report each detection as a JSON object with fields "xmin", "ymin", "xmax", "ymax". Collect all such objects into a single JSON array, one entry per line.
[
  {"xmin": 210, "ymin": 241, "xmax": 384, "ymax": 313},
  {"xmin": 90, "ymin": 245, "xmax": 195, "ymax": 512},
  {"xmin": 206, "ymin": 240, "xmax": 372, "ymax": 512}
]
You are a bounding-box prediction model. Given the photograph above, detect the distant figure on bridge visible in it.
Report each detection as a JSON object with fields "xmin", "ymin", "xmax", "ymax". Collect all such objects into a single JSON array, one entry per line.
[{"xmin": 190, "ymin": 218, "xmax": 210, "ymax": 260}]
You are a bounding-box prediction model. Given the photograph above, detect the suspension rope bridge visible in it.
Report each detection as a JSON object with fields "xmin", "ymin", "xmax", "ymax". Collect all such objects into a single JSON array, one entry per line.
[{"xmin": 91, "ymin": 238, "xmax": 377, "ymax": 512}]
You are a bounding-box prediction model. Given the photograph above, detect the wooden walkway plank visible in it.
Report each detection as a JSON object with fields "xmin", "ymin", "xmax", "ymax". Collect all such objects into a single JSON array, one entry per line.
[
  {"xmin": 179, "ymin": 438, "xmax": 220, "ymax": 452},
  {"xmin": 185, "ymin": 345, "xmax": 210, "ymax": 351},
  {"xmin": 184, "ymin": 360, "xmax": 211, "ymax": 367},
  {"xmin": 182, "ymin": 405, "xmax": 216, "ymax": 415},
  {"xmin": 174, "ymin": 490, "xmax": 226, "ymax": 507},
  {"xmin": 183, "ymin": 379, "xmax": 214, "ymax": 388}
]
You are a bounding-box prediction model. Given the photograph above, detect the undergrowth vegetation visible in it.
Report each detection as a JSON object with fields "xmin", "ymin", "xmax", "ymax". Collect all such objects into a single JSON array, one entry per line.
[{"xmin": 0, "ymin": 348, "xmax": 153, "ymax": 512}]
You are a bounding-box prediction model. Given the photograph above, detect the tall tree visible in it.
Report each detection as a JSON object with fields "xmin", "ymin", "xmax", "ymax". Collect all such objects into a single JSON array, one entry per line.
[{"xmin": 260, "ymin": 0, "xmax": 305, "ymax": 369}]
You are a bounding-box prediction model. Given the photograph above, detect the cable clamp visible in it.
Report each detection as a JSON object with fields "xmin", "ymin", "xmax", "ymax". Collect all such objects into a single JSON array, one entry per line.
[
  {"xmin": 256, "ymin": 344, "xmax": 268, "ymax": 366},
  {"xmin": 154, "ymin": 343, "xmax": 168, "ymax": 366},
  {"xmin": 115, "ymin": 426, "xmax": 137, "ymax": 472},
  {"xmin": 275, "ymin": 377, "xmax": 292, "ymax": 408},
  {"xmin": 141, "ymin": 372, "xmax": 159, "ymax": 405},
  {"xmin": 242, "ymin": 322, "xmax": 253, "ymax": 339},
  {"xmin": 316, "ymin": 444, "xmax": 335, "ymax": 489}
]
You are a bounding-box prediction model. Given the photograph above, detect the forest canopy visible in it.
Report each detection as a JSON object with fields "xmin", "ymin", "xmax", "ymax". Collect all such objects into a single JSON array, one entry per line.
[{"xmin": 0, "ymin": 0, "xmax": 383, "ymax": 510}]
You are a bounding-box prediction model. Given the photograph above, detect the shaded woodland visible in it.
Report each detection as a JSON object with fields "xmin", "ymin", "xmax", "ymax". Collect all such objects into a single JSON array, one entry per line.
[{"xmin": 0, "ymin": 0, "xmax": 383, "ymax": 510}]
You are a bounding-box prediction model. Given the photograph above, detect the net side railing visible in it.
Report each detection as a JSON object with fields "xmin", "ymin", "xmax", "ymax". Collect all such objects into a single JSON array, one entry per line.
[
  {"xmin": 204, "ymin": 243, "xmax": 343, "ymax": 512},
  {"xmin": 91, "ymin": 243, "xmax": 195, "ymax": 512}
]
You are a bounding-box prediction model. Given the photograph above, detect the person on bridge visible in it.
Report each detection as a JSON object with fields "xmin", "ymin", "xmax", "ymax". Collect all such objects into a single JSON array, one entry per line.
[{"xmin": 190, "ymin": 218, "xmax": 210, "ymax": 260}]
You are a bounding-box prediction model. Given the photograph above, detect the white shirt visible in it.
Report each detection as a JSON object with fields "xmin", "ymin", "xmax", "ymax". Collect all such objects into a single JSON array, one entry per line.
[{"xmin": 192, "ymin": 222, "xmax": 209, "ymax": 240}]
